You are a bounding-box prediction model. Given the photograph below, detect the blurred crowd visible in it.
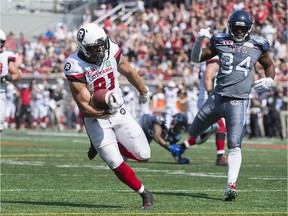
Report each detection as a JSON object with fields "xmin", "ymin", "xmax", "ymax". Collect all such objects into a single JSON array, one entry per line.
[{"xmin": 3, "ymin": 0, "xmax": 287, "ymax": 139}]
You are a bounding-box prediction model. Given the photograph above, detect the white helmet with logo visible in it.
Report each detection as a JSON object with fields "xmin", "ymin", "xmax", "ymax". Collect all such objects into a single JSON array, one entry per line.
[
  {"xmin": 76, "ymin": 23, "xmax": 110, "ymax": 65},
  {"xmin": 0, "ymin": 29, "xmax": 6, "ymax": 49}
]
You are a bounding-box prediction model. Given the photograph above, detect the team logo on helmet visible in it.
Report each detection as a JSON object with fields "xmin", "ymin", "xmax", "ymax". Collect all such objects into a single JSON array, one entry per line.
[{"xmin": 77, "ymin": 28, "xmax": 85, "ymax": 42}]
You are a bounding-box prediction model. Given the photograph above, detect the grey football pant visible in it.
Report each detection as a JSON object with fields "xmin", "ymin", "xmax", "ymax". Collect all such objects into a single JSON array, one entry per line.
[{"xmin": 188, "ymin": 93, "xmax": 249, "ymax": 149}]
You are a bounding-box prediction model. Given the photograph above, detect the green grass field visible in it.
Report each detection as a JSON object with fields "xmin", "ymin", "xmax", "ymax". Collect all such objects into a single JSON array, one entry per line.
[{"xmin": 1, "ymin": 129, "xmax": 287, "ymax": 216}]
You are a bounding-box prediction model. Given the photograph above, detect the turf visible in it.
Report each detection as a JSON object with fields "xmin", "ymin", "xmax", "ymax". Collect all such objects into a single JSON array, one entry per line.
[{"xmin": 1, "ymin": 129, "xmax": 287, "ymax": 216}]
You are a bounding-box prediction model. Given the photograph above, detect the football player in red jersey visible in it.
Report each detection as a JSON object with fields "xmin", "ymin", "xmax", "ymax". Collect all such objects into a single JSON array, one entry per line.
[
  {"xmin": 0, "ymin": 29, "xmax": 21, "ymax": 136},
  {"xmin": 64, "ymin": 23, "xmax": 153, "ymax": 210}
]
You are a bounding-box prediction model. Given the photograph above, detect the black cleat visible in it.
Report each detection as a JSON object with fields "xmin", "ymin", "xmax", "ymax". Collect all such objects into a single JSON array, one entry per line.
[
  {"xmin": 223, "ymin": 184, "xmax": 238, "ymax": 201},
  {"xmin": 87, "ymin": 143, "xmax": 97, "ymax": 160},
  {"xmin": 140, "ymin": 188, "xmax": 154, "ymax": 210}
]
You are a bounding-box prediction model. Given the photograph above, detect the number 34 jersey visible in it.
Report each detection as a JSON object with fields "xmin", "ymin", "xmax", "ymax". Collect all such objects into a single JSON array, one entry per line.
[
  {"xmin": 63, "ymin": 39, "xmax": 124, "ymax": 105},
  {"xmin": 210, "ymin": 33, "xmax": 270, "ymax": 99}
]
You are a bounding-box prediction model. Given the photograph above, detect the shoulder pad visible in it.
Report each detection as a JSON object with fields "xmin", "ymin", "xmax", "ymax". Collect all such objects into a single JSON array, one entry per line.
[
  {"xmin": 109, "ymin": 39, "xmax": 121, "ymax": 58},
  {"xmin": 5, "ymin": 50, "xmax": 16, "ymax": 57},
  {"xmin": 63, "ymin": 56, "xmax": 86, "ymax": 83},
  {"xmin": 155, "ymin": 114, "xmax": 164, "ymax": 125},
  {"xmin": 64, "ymin": 57, "xmax": 77, "ymax": 75},
  {"xmin": 210, "ymin": 33, "xmax": 231, "ymax": 46},
  {"xmin": 249, "ymin": 36, "xmax": 270, "ymax": 52}
]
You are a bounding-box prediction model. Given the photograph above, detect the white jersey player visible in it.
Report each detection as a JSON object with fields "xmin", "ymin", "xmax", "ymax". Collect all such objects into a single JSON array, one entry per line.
[
  {"xmin": 163, "ymin": 81, "xmax": 179, "ymax": 116},
  {"xmin": 122, "ymin": 86, "xmax": 137, "ymax": 118},
  {"xmin": 0, "ymin": 29, "xmax": 21, "ymax": 134},
  {"xmin": 136, "ymin": 85, "xmax": 152, "ymax": 120},
  {"xmin": 64, "ymin": 23, "xmax": 153, "ymax": 210},
  {"xmin": 4, "ymin": 83, "xmax": 17, "ymax": 129},
  {"xmin": 31, "ymin": 83, "xmax": 49, "ymax": 128}
]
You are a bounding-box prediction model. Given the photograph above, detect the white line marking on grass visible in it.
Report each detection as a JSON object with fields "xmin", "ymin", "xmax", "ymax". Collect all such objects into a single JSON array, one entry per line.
[
  {"xmin": 0, "ymin": 160, "xmax": 44, "ymax": 166},
  {"xmin": 1, "ymin": 189, "xmax": 287, "ymax": 193},
  {"xmin": 248, "ymin": 177, "xmax": 287, "ymax": 180},
  {"xmin": 56, "ymin": 164, "xmax": 110, "ymax": 170},
  {"xmin": 1, "ymin": 211, "xmax": 288, "ymax": 215},
  {"xmin": 27, "ymin": 131, "xmax": 88, "ymax": 137}
]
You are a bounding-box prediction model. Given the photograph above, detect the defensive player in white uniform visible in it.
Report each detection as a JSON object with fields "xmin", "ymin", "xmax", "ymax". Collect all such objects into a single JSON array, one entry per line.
[
  {"xmin": 31, "ymin": 83, "xmax": 49, "ymax": 128},
  {"xmin": 4, "ymin": 83, "xmax": 17, "ymax": 129},
  {"xmin": 122, "ymin": 86, "xmax": 137, "ymax": 118},
  {"xmin": 64, "ymin": 23, "xmax": 153, "ymax": 210},
  {"xmin": 163, "ymin": 81, "xmax": 179, "ymax": 116},
  {"xmin": 0, "ymin": 29, "xmax": 21, "ymax": 137}
]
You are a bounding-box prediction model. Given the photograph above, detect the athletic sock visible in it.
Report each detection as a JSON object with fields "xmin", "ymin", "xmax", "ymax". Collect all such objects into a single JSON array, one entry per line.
[
  {"xmin": 227, "ymin": 147, "xmax": 242, "ymax": 185},
  {"xmin": 113, "ymin": 162, "xmax": 142, "ymax": 191}
]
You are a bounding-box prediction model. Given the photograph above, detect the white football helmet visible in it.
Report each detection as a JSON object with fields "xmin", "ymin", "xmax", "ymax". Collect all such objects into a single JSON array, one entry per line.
[
  {"xmin": 168, "ymin": 81, "xmax": 176, "ymax": 88},
  {"xmin": 123, "ymin": 86, "xmax": 130, "ymax": 93},
  {"xmin": 0, "ymin": 29, "xmax": 6, "ymax": 49},
  {"xmin": 77, "ymin": 23, "xmax": 110, "ymax": 65}
]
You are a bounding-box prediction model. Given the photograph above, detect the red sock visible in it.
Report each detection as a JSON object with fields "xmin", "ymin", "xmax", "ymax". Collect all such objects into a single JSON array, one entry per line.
[
  {"xmin": 216, "ymin": 119, "xmax": 226, "ymax": 151},
  {"xmin": 185, "ymin": 136, "xmax": 196, "ymax": 146},
  {"xmin": 118, "ymin": 143, "xmax": 144, "ymax": 162},
  {"xmin": 187, "ymin": 136, "xmax": 196, "ymax": 145},
  {"xmin": 41, "ymin": 117, "xmax": 46, "ymax": 123},
  {"xmin": 216, "ymin": 133, "xmax": 226, "ymax": 151},
  {"xmin": 113, "ymin": 162, "xmax": 142, "ymax": 191}
]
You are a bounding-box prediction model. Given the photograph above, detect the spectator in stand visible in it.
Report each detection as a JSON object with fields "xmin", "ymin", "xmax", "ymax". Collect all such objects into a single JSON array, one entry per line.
[
  {"xmin": 54, "ymin": 23, "xmax": 67, "ymax": 44},
  {"xmin": 43, "ymin": 28, "xmax": 55, "ymax": 43}
]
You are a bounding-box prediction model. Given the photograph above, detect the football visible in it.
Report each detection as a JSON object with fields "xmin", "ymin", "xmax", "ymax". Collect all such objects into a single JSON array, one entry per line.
[{"xmin": 91, "ymin": 89, "xmax": 114, "ymax": 110}]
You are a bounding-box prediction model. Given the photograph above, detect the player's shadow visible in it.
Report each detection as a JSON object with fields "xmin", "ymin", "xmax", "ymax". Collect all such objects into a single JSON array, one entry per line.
[
  {"xmin": 153, "ymin": 191, "xmax": 223, "ymax": 201},
  {"xmin": 151, "ymin": 160, "xmax": 186, "ymax": 165},
  {"xmin": 1, "ymin": 200, "xmax": 121, "ymax": 208},
  {"xmin": 129, "ymin": 160, "xmax": 181, "ymax": 165}
]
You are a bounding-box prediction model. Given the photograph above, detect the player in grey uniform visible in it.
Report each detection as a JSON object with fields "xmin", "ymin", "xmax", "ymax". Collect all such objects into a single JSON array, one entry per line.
[
  {"xmin": 139, "ymin": 113, "xmax": 190, "ymax": 164},
  {"xmin": 179, "ymin": 10, "xmax": 275, "ymax": 201}
]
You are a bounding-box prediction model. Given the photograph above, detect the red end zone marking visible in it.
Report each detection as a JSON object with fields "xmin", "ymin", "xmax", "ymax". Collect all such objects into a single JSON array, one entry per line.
[
  {"xmin": 0, "ymin": 142, "xmax": 44, "ymax": 146},
  {"xmin": 244, "ymin": 144, "xmax": 288, "ymax": 149}
]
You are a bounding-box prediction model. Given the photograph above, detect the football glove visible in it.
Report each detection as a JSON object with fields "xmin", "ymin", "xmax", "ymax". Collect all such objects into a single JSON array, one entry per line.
[
  {"xmin": 0, "ymin": 74, "xmax": 12, "ymax": 82},
  {"xmin": 169, "ymin": 144, "xmax": 185, "ymax": 157},
  {"xmin": 196, "ymin": 28, "xmax": 211, "ymax": 41},
  {"xmin": 138, "ymin": 92, "xmax": 149, "ymax": 105},
  {"xmin": 254, "ymin": 77, "xmax": 273, "ymax": 91},
  {"xmin": 107, "ymin": 92, "xmax": 122, "ymax": 115}
]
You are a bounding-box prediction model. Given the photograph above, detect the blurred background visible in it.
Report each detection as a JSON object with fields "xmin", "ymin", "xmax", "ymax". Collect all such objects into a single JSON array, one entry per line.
[{"xmin": 1, "ymin": 0, "xmax": 287, "ymax": 139}]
